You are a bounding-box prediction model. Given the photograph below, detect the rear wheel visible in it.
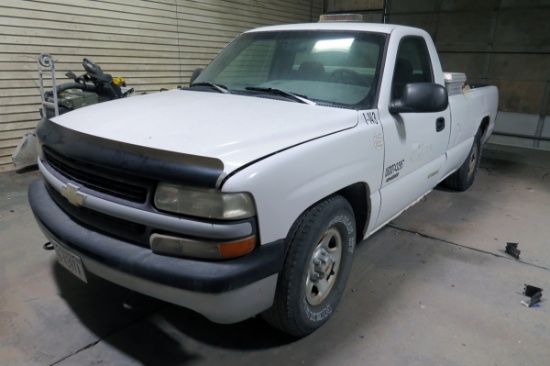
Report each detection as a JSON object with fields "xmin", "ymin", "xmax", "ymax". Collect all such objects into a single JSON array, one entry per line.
[
  {"xmin": 443, "ymin": 128, "xmax": 483, "ymax": 191},
  {"xmin": 262, "ymin": 195, "xmax": 356, "ymax": 337}
]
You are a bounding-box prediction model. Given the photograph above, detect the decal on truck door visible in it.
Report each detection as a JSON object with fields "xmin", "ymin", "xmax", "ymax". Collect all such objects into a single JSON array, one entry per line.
[{"xmin": 385, "ymin": 159, "xmax": 405, "ymax": 182}]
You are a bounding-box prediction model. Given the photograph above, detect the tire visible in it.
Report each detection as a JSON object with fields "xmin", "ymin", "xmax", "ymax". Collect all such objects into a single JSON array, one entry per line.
[
  {"xmin": 261, "ymin": 195, "xmax": 356, "ymax": 337},
  {"xmin": 443, "ymin": 128, "xmax": 483, "ymax": 191}
]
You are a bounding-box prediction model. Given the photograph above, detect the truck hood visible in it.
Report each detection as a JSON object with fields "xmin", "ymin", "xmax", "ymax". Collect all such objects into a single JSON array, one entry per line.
[{"xmin": 51, "ymin": 90, "xmax": 358, "ymax": 174}]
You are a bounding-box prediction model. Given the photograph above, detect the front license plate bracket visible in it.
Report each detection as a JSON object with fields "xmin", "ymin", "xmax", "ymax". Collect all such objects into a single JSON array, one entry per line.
[{"xmin": 52, "ymin": 240, "xmax": 88, "ymax": 283}]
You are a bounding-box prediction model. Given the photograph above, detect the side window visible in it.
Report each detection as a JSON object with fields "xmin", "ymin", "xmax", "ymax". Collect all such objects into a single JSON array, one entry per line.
[{"xmin": 392, "ymin": 36, "xmax": 434, "ymax": 99}]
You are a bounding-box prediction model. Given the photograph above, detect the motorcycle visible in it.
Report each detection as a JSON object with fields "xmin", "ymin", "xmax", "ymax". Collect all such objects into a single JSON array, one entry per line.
[
  {"xmin": 41, "ymin": 56, "xmax": 134, "ymax": 118},
  {"xmin": 12, "ymin": 55, "xmax": 133, "ymax": 169}
]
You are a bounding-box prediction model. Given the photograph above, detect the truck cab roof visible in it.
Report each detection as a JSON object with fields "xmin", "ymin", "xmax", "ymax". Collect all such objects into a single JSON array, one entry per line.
[{"xmin": 245, "ymin": 22, "xmax": 417, "ymax": 35}]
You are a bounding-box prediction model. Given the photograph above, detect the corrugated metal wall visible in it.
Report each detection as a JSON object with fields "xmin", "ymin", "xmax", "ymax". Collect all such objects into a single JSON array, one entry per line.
[{"xmin": 0, "ymin": 0, "xmax": 323, "ymax": 172}]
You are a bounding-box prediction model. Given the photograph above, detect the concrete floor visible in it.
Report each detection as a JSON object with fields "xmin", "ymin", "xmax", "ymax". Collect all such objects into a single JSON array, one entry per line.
[{"xmin": 1, "ymin": 143, "xmax": 549, "ymax": 366}]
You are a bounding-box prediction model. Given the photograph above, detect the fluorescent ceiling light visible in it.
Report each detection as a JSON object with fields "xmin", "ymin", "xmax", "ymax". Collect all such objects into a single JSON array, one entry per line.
[{"xmin": 313, "ymin": 38, "xmax": 354, "ymax": 52}]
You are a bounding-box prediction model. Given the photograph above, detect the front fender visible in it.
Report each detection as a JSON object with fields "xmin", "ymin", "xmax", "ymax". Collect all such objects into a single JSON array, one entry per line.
[{"xmin": 222, "ymin": 118, "xmax": 384, "ymax": 244}]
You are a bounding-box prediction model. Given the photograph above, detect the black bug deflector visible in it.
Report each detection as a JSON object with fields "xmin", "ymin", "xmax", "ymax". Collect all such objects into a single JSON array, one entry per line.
[{"xmin": 37, "ymin": 118, "xmax": 224, "ymax": 189}]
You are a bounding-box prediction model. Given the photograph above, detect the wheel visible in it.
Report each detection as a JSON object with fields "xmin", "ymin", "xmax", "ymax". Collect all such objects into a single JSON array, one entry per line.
[
  {"xmin": 261, "ymin": 195, "xmax": 356, "ymax": 337},
  {"xmin": 327, "ymin": 68, "xmax": 370, "ymax": 86},
  {"xmin": 443, "ymin": 128, "xmax": 483, "ymax": 191}
]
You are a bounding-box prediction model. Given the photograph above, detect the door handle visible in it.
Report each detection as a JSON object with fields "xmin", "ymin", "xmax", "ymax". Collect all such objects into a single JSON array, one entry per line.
[{"xmin": 436, "ymin": 117, "xmax": 445, "ymax": 132}]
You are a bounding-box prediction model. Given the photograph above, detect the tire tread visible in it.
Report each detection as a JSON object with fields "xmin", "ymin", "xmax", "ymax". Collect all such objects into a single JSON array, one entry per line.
[
  {"xmin": 262, "ymin": 196, "xmax": 350, "ymax": 336},
  {"xmin": 443, "ymin": 128, "xmax": 483, "ymax": 191}
]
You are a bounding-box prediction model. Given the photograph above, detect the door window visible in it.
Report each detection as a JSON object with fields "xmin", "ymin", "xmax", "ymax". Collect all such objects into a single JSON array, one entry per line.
[{"xmin": 392, "ymin": 37, "xmax": 434, "ymax": 99}]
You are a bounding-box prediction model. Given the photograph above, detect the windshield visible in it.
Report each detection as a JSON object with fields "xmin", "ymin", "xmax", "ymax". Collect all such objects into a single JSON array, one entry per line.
[{"xmin": 193, "ymin": 30, "xmax": 387, "ymax": 109}]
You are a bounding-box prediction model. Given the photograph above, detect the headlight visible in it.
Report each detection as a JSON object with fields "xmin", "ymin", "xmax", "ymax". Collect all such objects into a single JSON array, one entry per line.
[{"xmin": 154, "ymin": 183, "xmax": 256, "ymax": 220}]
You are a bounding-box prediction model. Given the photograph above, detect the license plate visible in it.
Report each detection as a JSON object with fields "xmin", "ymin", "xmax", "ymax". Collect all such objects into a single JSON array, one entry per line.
[{"xmin": 52, "ymin": 240, "xmax": 88, "ymax": 283}]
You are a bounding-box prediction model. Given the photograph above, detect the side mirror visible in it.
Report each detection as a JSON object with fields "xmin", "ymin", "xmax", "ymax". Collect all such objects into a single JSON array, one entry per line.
[
  {"xmin": 389, "ymin": 82, "xmax": 448, "ymax": 114},
  {"xmin": 189, "ymin": 68, "xmax": 203, "ymax": 85}
]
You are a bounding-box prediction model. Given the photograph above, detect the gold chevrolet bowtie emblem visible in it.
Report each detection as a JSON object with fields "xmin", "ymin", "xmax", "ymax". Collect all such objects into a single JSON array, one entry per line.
[{"xmin": 60, "ymin": 183, "xmax": 86, "ymax": 207}]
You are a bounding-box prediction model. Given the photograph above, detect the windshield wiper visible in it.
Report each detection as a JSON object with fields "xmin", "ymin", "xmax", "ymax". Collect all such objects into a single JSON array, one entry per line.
[
  {"xmin": 190, "ymin": 82, "xmax": 230, "ymax": 94},
  {"xmin": 245, "ymin": 87, "xmax": 315, "ymax": 105}
]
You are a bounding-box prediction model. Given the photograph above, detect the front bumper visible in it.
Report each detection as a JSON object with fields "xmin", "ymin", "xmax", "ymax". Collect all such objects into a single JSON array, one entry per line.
[{"xmin": 29, "ymin": 179, "xmax": 284, "ymax": 323}]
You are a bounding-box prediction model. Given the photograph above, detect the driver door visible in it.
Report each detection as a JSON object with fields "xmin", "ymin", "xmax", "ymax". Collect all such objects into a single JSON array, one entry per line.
[{"xmin": 375, "ymin": 35, "xmax": 451, "ymax": 227}]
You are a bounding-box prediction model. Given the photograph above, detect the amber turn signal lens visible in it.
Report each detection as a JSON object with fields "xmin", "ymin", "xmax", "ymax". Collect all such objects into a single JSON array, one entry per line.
[{"xmin": 218, "ymin": 236, "xmax": 257, "ymax": 259}]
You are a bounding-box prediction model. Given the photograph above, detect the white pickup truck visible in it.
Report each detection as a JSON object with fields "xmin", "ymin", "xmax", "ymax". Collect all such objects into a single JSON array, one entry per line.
[{"xmin": 29, "ymin": 21, "xmax": 498, "ymax": 336}]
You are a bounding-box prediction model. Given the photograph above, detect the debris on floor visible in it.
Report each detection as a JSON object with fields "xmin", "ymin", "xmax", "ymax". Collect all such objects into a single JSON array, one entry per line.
[
  {"xmin": 505, "ymin": 242, "xmax": 520, "ymax": 259},
  {"xmin": 521, "ymin": 284, "xmax": 543, "ymax": 307},
  {"xmin": 11, "ymin": 132, "xmax": 38, "ymax": 170}
]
